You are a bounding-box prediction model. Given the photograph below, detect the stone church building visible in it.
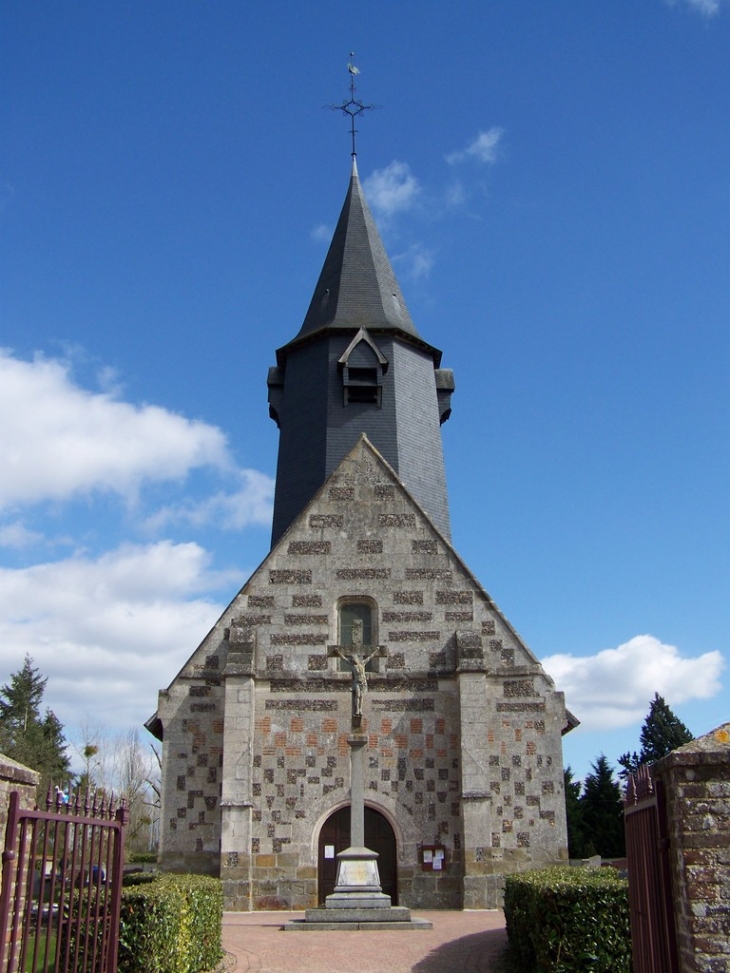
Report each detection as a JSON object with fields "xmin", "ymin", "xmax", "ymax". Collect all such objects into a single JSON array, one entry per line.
[{"xmin": 147, "ymin": 158, "xmax": 575, "ymax": 911}]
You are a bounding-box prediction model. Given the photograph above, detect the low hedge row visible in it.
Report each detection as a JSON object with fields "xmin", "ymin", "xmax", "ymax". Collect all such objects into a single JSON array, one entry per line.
[
  {"xmin": 127, "ymin": 852, "xmax": 158, "ymax": 864},
  {"xmin": 503, "ymin": 866, "xmax": 632, "ymax": 973},
  {"xmin": 118, "ymin": 874, "xmax": 223, "ymax": 973}
]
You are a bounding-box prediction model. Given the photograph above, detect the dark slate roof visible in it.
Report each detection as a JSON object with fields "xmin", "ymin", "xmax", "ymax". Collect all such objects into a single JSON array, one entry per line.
[{"xmin": 293, "ymin": 160, "xmax": 422, "ymax": 342}]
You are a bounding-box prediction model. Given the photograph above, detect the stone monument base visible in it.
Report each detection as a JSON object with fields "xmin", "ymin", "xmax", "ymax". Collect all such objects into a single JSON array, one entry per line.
[
  {"xmin": 283, "ymin": 907, "xmax": 432, "ymax": 931},
  {"xmin": 283, "ymin": 844, "xmax": 432, "ymax": 930}
]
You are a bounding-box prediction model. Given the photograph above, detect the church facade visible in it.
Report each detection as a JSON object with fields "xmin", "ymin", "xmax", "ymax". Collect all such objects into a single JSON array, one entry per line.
[{"xmin": 148, "ymin": 160, "xmax": 574, "ymax": 911}]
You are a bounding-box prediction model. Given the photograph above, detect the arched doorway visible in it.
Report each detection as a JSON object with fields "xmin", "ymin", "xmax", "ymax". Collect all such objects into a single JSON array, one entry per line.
[{"xmin": 317, "ymin": 806, "xmax": 397, "ymax": 905}]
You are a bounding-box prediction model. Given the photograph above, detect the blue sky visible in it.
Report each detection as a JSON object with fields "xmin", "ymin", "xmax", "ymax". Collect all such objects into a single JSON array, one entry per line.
[{"xmin": 2, "ymin": 0, "xmax": 728, "ymax": 781}]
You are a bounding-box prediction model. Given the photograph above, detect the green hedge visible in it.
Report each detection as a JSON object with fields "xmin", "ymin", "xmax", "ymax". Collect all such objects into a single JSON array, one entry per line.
[
  {"xmin": 128, "ymin": 852, "xmax": 158, "ymax": 864},
  {"xmin": 122, "ymin": 870, "xmax": 159, "ymax": 887},
  {"xmin": 503, "ymin": 866, "xmax": 632, "ymax": 973},
  {"xmin": 118, "ymin": 874, "xmax": 223, "ymax": 973}
]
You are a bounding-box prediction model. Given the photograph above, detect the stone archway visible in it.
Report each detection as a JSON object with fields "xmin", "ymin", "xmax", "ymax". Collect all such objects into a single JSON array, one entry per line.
[{"xmin": 317, "ymin": 805, "xmax": 398, "ymax": 905}]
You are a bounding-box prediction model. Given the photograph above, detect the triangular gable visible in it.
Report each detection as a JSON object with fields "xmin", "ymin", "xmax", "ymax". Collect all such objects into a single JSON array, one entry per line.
[{"xmin": 148, "ymin": 434, "xmax": 553, "ymax": 740}]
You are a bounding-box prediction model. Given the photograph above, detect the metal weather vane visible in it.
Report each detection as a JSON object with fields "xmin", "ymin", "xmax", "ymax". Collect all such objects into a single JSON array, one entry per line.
[{"xmin": 328, "ymin": 54, "xmax": 378, "ymax": 158}]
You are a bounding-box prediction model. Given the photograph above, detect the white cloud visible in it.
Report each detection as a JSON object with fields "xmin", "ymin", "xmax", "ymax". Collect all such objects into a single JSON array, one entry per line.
[
  {"xmin": 0, "ymin": 541, "xmax": 242, "ymax": 733},
  {"xmin": 666, "ymin": 0, "xmax": 722, "ymax": 15},
  {"xmin": 393, "ymin": 244, "xmax": 435, "ymax": 281},
  {"xmin": 689, "ymin": 0, "xmax": 721, "ymax": 13},
  {"xmin": 0, "ymin": 350, "xmax": 230, "ymax": 509},
  {"xmin": 542, "ymin": 634, "xmax": 724, "ymax": 730},
  {"xmin": 0, "ymin": 522, "xmax": 44, "ymax": 549},
  {"xmin": 144, "ymin": 469, "xmax": 274, "ymax": 532},
  {"xmin": 0, "ymin": 350, "xmax": 273, "ymax": 742},
  {"xmin": 446, "ymin": 181, "xmax": 467, "ymax": 208},
  {"xmin": 311, "ymin": 223, "xmax": 332, "ymax": 244},
  {"xmin": 447, "ymin": 128, "xmax": 504, "ymax": 166},
  {"xmin": 363, "ymin": 161, "xmax": 421, "ymax": 219}
]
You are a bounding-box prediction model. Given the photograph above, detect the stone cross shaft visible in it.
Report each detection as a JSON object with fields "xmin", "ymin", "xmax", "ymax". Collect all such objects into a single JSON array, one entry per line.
[{"xmin": 348, "ymin": 734, "xmax": 367, "ymax": 848}]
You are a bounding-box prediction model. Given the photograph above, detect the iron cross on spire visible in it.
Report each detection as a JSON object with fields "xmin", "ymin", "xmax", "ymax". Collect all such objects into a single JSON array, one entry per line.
[{"xmin": 329, "ymin": 54, "xmax": 378, "ymax": 158}]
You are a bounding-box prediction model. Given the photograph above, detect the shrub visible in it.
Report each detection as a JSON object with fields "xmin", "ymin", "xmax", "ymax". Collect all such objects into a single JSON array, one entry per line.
[
  {"xmin": 122, "ymin": 871, "xmax": 159, "ymax": 887},
  {"xmin": 503, "ymin": 866, "xmax": 631, "ymax": 973},
  {"xmin": 118, "ymin": 874, "xmax": 223, "ymax": 973},
  {"xmin": 165, "ymin": 875, "xmax": 224, "ymax": 973}
]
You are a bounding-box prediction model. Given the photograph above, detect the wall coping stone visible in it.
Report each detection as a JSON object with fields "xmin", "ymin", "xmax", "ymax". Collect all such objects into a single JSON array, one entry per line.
[
  {"xmin": 655, "ymin": 722, "xmax": 730, "ymax": 774},
  {"xmin": 0, "ymin": 754, "xmax": 40, "ymax": 786}
]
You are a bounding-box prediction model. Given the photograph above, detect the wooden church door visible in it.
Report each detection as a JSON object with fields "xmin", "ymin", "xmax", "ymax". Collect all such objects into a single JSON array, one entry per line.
[{"xmin": 317, "ymin": 806, "xmax": 397, "ymax": 904}]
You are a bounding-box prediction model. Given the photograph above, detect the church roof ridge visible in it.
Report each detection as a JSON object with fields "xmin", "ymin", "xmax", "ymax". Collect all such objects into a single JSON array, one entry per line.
[{"xmin": 290, "ymin": 164, "xmax": 424, "ymax": 345}]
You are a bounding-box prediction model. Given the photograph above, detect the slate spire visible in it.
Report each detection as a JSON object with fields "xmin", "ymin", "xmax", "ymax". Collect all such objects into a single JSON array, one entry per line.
[{"xmin": 293, "ymin": 160, "xmax": 422, "ymax": 344}]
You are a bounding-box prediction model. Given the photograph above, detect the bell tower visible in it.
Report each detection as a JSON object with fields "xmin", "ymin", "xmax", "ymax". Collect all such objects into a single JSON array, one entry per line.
[{"xmin": 267, "ymin": 159, "xmax": 455, "ymax": 546}]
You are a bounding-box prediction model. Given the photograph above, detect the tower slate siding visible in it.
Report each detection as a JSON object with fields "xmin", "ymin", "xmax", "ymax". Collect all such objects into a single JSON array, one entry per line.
[{"xmin": 271, "ymin": 331, "xmax": 451, "ymax": 545}]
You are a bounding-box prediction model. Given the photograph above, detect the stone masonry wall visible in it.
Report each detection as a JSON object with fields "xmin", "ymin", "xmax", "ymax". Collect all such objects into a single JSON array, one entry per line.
[
  {"xmin": 654, "ymin": 724, "xmax": 730, "ymax": 973},
  {"xmin": 156, "ymin": 652, "xmax": 226, "ymax": 876},
  {"xmin": 0, "ymin": 754, "xmax": 39, "ymax": 836},
  {"xmin": 155, "ymin": 437, "xmax": 570, "ymax": 909},
  {"xmin": 244, "ymin": 677, "xmax": 462, "ymax": 910}
]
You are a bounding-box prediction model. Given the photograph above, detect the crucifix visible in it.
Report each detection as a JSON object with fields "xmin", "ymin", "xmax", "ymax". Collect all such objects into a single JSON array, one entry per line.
[{"xmin": 329, "ymin": 618, "xmax": 386, "ymax": 727}]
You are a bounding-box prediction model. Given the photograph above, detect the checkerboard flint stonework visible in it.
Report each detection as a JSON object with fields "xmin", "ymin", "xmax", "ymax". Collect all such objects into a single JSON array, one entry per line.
[{"xmin": 153, "ymin": 438, "xmax": 570, "ymax": 910}]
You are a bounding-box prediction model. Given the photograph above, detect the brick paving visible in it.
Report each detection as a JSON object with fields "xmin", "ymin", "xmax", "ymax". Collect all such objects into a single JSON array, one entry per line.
[{"xmin": 222, "ymin": 910, "xmax": 508, "ymax": 973}]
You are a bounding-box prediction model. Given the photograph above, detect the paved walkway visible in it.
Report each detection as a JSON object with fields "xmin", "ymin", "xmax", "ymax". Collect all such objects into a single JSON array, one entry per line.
[{"xmin": 222, "ymin": 910, "xmax": 508, "ymax": 973}]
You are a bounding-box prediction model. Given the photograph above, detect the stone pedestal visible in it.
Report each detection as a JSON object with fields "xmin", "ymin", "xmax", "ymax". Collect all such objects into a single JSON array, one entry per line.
[
  {"xmin": 284, "ymin": 733, "xmax": 432, "ymax": 930},
  {"xmin": 325, "ymin": 846, "xmax": 391, "ymax": 909}
]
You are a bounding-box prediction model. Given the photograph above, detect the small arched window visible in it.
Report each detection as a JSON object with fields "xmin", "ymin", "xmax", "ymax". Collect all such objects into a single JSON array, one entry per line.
[{"xmin": 337, "ymin": 598, "xmax": 378, "ymax": 672}]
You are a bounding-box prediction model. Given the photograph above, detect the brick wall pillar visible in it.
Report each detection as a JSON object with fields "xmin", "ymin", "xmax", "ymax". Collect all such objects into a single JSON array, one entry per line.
[
  {"xmin": 457, "ymin": 634, "xmax": 498, "ymax": 908},
  {"xmin": 220, "ymin": 641, "xmax": 256, "ymax": 910},
  {"xmin": 654, "ymin": 724, "xmax": 730, "ymax": 973},
  {"xmin": 0, "ymin": 756, "xmax": 39, "ymax": 832}
]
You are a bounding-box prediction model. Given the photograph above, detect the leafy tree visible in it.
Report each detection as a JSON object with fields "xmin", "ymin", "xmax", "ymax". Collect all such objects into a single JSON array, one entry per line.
[
  {"xmin": 0, "ymin": 655, "xmax": 71, "ymax": 795},
  {"xmin": 618, "ymin": 693, "xmax": 693, "ymax": 778},
  {"xmin": 72, "ymin": 725, "xmax": 160, "ymax": 853},
  {"xmin": 580, "ymin": 755, "xmax": 625, "ymax": 858}
]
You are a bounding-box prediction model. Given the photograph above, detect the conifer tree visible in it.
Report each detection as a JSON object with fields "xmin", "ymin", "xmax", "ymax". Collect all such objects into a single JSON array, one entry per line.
[
  {"xmin": 0, "ymin": 655, "xmax": 71, "ymax": 795},
  {"xmin": 618, "ymin": 692, "xmax": 693, "ymax": 777},
  {"xmin": 564, "ymin": 766, "xmax": 590, "ymax": 859},
  {"xmin": 580, "ymin": 755, "xmax": 625, "ymax": 858}
]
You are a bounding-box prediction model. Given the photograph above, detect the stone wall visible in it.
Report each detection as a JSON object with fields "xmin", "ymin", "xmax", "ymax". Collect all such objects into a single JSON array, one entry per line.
[
  {"xmin": 155, "ymin": 438, "xmax": 571, "ymax": 910},
  {"xmin": 654, "ymin": 723, "xmax": 730, "ymax": 973},
  {"xmin": 0, "ymin": 754, "xmax": 39, "ymax": 829}
]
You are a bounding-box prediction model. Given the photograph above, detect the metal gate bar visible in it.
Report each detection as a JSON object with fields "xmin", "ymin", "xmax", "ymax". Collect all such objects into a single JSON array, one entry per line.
[
  {"xmin": 624, "ymin": 765, "xmax": 679, "ymax": 973},
  {"xmin": 0, "ymin": 788, "xmax": 128, "ymax": 973}
]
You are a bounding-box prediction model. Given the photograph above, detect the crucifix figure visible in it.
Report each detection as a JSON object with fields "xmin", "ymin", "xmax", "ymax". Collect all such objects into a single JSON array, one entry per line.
[
  {"xmin": 334, "ymin": 646, "xmax": 380, "ymax": 716},
  {"xmin": 329, "ymin": 618, "xmax": 385, "ymax": 719}
]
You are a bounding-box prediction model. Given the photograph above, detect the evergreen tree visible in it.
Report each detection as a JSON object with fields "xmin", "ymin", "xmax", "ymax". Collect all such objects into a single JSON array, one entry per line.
[
  {"xmin": 564, "ymin": 766, "xmax": 590, "ymax": 859},
  {"xmin": 0, "ymin": 655, "xmax": 71, "ymax": 795},
  {"xmin": 639, "ymin": 692, "xmax": 693, "ymax": 762},
  {"xmin": 617, "ymin": 748, "xmax": 641, "ymax": 780},
  {"xmin": 618, "ymin": 693, "xmax": 693, "ymax": 777},
  {"xmin": 580, "ymin": 755, "xmax": 625, "ymax": 858}
]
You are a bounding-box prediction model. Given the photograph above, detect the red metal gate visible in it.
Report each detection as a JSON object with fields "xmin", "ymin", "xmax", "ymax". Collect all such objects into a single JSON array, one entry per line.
[
  {"xmin": 624, "ymin": 764, "xmax": 679, "ymax": 973},
  {"xmin": 0, "ymin": 788, "xmax": 128, "ymax": 973}
]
